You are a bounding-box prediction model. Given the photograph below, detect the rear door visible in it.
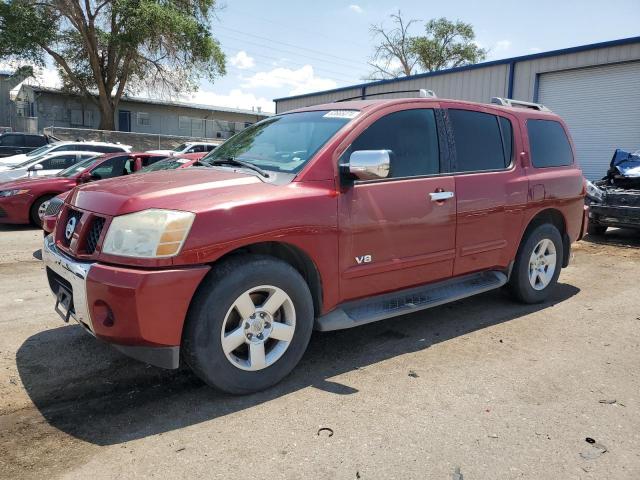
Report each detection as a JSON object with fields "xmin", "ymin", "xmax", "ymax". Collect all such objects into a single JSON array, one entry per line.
[
  {"xmin": 442, "ymin": 104, "xmax": 528, "ymax": 275},
  {"xmin": 339, "ymin": 104, "xmax": 457, "ymax": 301}
]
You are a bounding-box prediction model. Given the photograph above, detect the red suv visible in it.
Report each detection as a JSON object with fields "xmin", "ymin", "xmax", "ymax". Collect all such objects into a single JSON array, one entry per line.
[{"xmin": 42, "ymin": 97, "xmax": 587, "ymax": 394}]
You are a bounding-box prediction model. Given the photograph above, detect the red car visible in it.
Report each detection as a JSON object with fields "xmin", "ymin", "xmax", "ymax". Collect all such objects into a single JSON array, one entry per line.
[
  {"xmin": 43, "ymin": 96, "xmax": 587, "ymax": 394},
  {"xmin": 40, "ymin": 152, "xmax": 206, "ymax": 233},
  {"xmin": 0, "ymin": 152, "xmax": 167, "ymax": 226}
]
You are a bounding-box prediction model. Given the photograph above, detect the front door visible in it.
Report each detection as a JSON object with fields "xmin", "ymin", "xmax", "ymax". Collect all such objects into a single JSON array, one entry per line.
[
  {"xmin": 339, "ymin": 107, "xmax": 456, "ymax": 301},
  {"xmin": 118, "ymin": 110, "xmax": 131, "ymax": 132}
]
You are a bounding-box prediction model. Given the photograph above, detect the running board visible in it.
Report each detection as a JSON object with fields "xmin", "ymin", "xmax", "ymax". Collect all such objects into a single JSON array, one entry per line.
[{"xmin": 315, "ymin": 271, "xmax": 508, "ymax": 331}]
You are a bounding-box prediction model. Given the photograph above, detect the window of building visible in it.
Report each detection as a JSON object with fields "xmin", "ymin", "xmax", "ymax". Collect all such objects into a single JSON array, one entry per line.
[
  {"xmin": 346, "ymin": 109, "xmax": 440, "ymax": 179},
  {"xmin": 448, "ymin": 109, "xmax": 508, "ymax": 172},
  {"xmin": 84, "ymin": 110, "xmax": 94, "ymax": 127},
  {"xmin": 527, "ymin": 119, "xmax": 574, "ymax": 168},
  {"xmin": 179, "ymin": 116, "xmax": 191, "ymax": 131},
  {"xmin": 70, "ymin": 109, "xmax": 83, "ymax": 126},
  {"xmin": 137, "ymin": 112, "xmax": 151, "ymax": 126}
]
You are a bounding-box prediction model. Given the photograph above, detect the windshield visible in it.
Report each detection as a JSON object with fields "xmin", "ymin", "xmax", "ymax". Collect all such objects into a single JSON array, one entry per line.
[
  {"xmin": 201, "ymin": 110, "xmax": 357, "ymax": 173},
  {"xmin": 172, "ymin": 143, "xmax": 188, "ymax": 152},
  {"xmin": 26, "ymin": 144, "xmax": 55, "ymax": 157},
  {"xmin": 56, "ymin": 156, "xmax": 100, "ymax": 177},
  {"xmin": 140, "ymin": 157, "xmax": 191, "ymax": 172}
]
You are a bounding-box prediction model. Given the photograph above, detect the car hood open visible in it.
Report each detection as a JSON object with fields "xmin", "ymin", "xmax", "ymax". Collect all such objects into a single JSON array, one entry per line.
[{"xmin": 68, "ymin": 167, "xmax": 276, "ymax": 216}]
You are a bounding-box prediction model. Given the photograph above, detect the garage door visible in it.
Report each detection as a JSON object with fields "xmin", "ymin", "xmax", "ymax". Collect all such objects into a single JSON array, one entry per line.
[{"xmin": 538, "ymin": 62, "xmax": 640, "ymax": 179}]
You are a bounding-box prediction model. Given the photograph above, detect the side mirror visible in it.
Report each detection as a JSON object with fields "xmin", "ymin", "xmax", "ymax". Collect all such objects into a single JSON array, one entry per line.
[
  {"xmin": 77, "ymin": 171, "xmax": 94, "ymax": 183},
  {"xmin": 348, "ymin": 150, "xmax": 391, "ymax": 180},
  {"xmin": 28, "ymin": 163, "xmax": 44, "ymax": 172}
]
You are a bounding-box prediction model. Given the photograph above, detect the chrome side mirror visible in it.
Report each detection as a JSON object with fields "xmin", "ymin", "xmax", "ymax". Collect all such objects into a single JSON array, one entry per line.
[{"xmin": 348, "ymin": 150, "xmax": 391, "ymax": 180}]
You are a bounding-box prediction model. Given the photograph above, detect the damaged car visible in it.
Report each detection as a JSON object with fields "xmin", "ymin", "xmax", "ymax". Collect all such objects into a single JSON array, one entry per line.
[{"xmin": 585, "ymin": 149, "xmax": 640, "ymax": 235}]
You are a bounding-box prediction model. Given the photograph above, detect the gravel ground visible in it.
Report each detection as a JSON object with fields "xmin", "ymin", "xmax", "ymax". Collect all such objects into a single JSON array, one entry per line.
[{"xmin": 0, "ymin": 225, "xmax": 639, "ymax": 480}]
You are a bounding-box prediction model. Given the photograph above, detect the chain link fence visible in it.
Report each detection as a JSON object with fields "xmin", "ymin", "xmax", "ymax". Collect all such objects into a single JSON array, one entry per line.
[{"xmin": 42, "ymin": 126, "xmax": 229, "ymax": 151}]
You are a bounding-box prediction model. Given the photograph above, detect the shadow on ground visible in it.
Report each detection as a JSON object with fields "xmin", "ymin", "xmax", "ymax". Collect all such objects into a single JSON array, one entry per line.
[
  {"xmin": 583, "ymin": 227, "xmax": 640, "ymax": 248},
  {"xmin": 17, "ymin": 283, "xmax": 579, "ymax": 446},
  {"xmin": 0, "ymin": 224, "xmax": 38, "ymax": 232}
]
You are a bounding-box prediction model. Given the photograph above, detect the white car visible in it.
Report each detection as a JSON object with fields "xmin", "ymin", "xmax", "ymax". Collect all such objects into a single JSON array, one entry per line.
[
  {"xmin": 0, "ymin": 141, "xmax": 132, "ymax": 166},
  {"xmin": 0, "ymin": 151, "xmax": 101, "ymax": 182},
  {"xmin": 147, "ymin": 141, "xmax": 220, "ymax": 156}
]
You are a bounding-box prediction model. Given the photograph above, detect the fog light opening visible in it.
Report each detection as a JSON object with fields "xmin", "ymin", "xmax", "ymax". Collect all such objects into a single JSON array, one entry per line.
[{"xmin": 93, "ymin": 300, "xmax": 115, "ymax": 327}]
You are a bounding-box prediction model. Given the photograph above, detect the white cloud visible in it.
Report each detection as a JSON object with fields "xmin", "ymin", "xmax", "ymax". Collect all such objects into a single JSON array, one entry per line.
[
  {"xmin": 229, "ymin": 51, "xmax": 255, "ymax": 70},
  {"xmin": 494, "ymin": 40, "xmax": 511, "ymax": 51},
  {"xmin": 187, "ymin": 88, "xmax": 274, "ymax": 114},
  {"xmin": 241, "ymin": 65, "xmax": 337, "ymax": 96},
  {"xmin": 348, "ymin": 4, "xmax": 364, "ymax": 13}
]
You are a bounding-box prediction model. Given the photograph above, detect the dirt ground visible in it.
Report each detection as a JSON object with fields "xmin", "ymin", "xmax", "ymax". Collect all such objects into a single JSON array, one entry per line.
[{"xmin": 1, "ymin": 225, "xmax": 639, "ymax": 480}]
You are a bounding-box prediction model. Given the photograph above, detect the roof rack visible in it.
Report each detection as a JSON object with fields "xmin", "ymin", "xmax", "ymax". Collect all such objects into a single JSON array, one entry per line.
[
  {"xmin": 491, "ymin": 97, "xmax": 551, "ymax": 112},
  {"xmin": 337, "ymin": 88, "xmax": 437, "ymax": 102}
]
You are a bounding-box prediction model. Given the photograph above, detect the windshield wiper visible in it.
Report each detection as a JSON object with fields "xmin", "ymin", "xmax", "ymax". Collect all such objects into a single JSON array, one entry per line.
[{"xmin": 208, "ymin": 157, "xmax": 270, "ymax": 178}]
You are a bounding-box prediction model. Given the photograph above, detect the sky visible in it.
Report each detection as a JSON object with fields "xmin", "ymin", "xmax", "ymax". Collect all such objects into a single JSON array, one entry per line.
[{"xmin": 7, "ymin": 0, "xmax": 640, "ymax": 113}]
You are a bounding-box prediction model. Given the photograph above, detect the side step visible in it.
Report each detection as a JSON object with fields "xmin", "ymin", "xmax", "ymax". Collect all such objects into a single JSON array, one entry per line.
[{"xmin": 315, "ymin": 271, "xmax": 508, "ymax": 331}]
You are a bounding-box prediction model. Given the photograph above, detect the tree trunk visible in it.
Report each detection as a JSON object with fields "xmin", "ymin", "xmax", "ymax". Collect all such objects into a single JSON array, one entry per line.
[{"xmin": 98, "ymin": 101, "xmax": 115, "ymax": 130}]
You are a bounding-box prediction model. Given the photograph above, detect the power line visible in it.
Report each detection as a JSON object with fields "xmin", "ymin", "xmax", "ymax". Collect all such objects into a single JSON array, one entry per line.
[{"xmin": 215, "ymin": 25, "xmax": 371, "ymax": 68}]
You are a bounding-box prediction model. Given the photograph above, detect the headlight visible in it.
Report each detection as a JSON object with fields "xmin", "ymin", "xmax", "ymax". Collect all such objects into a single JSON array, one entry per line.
[
  {"xmin": 0, "ymin": 189, "xmax": 29, "ymax": 197},
  {"xmin": 585, "ymin": 180, "xmax": 604, "ymax": 202},
  {"xmin": 102, "ymin": 209, "xmax": 195, "ymax": 258}
]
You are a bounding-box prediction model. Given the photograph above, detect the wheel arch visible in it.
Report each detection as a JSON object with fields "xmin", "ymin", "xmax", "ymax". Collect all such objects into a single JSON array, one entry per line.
[
  {"xmin": 208, "ymin": 241, "xmax": 323, "ymax": 317},
  {"xmin": 519, "ymin": 208, "xmax": 571, "ymax": 267}
]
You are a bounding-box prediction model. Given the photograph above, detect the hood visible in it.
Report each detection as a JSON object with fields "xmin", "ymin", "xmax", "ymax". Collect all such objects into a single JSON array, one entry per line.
[
  {"xmin": 0, "ymin": 175, "xmax": 73, "ymax": 191},
  {"xmin": 70, "ymin": 167, "xmax": 277, "ymax": 216},
  {"xmin": 0, "ymin": 167, "xmax": 30, "ymax": 182},
  {"xmin": 0, "ymin": 154, "xmax": 28, "ymax": 165}
]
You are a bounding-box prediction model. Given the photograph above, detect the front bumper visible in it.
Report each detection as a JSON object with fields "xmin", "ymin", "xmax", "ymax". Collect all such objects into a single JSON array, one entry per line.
[
  {"xmin": 43, "ymin": 235, "xmax": 210, "ymax": 369},
  {"xmin": 0, "ymin": 194, "xmax": 32, "ymax": 224},
  {"xmin": 588, "ymin": 204, "xmax": 640, "ymax": 229}
]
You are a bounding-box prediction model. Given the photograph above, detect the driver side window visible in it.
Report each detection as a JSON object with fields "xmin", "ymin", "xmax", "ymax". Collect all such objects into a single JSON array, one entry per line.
[
  {"xmin": 90, "ymin": 156, "xmax": 133, "ymax": 179},
  {"xmin": 346, "ymin": 109, "xmax": 441, "ymax": 179}
]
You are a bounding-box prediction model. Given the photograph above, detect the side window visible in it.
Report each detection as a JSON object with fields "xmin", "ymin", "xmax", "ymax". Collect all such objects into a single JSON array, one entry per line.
[
  {"xmin": 40, "ymin": 154, "xmax": 78, "ymax": 170},
  {"xmin": 527, "ymin": 120, "xmax": 573, "ymax": 168},
  {"xmin": 90, "ymin": 156, "xmax": 132, "ymax": 179},
  {"xmin": 448, "ymin": 109, "xmax": 507, "ymax": 172},
  {"xmin": 1, "ymin": 134, "xmax": 24, "ymax": 147},
  {"xmin": 498, "ymin": 117, "xmax": 513, "ymax": 166},
  {"xmin": 348, "ymin": 109, "xmax": 440, "ymax": 178},
  {"xmin": 141, "ymin": 156, "xmax": 166, "ymax": 167},
  {"xmin": 25, "ymin": 135, "xmax": 46, "ymax": 147}
]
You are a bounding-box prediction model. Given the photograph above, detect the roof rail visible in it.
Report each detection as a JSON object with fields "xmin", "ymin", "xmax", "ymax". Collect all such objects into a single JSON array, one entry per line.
[
  {"xmin": 337, "ymin": 89, "xmax": 437, "ymax": 102},
  {"xmin": 491, "ymin": 97, "xmax": 551, "ymax": 111}
]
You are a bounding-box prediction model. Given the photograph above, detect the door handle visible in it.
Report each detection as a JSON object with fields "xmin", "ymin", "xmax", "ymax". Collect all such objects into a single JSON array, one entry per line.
[{"xmin": 429, "ymin": 191, "xmax": 454, "ymax": 202}]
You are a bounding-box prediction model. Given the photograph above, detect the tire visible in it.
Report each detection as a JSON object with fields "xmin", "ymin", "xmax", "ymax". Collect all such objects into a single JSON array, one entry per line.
[
  {"xmin": 182, "ymin": 254, "xmax": 314, "ymax": 394},
  {"xmin": 509, "ymin": 223, "xmax": 563, "ymax": 304},
  {"xmin": 587, "ymin": 221, "xmax": 607, "ymax": 236},
  {"xmin": 29, "ymin": 194, "xmax": 54, "ymax": 227}
]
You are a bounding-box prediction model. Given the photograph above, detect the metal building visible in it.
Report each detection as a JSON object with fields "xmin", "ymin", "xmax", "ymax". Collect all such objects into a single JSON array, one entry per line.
[{"xmin": 274, "ymin": 36, "xmax": 640, "ymax": 179}]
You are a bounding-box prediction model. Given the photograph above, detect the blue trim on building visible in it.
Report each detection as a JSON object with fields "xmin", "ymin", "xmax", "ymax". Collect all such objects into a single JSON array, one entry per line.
[
  {"xmin": 507, "ymin": 61, "xmax": 516, "ymax": 98},
  {"xmin": 274, "ymin": 35, "xmax": 640, "ymax": 103}
]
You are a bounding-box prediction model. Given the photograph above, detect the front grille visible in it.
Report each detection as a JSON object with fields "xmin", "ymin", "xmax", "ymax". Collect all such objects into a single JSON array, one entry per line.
[
  {"xmin": 86, "ymin": 217, "xmax": 105, "ymax": 254},
  {"xmin": 61, "ymin": 208, "xmax": 83, "ymax": 246},
  {"xmin": 44, "ymin": 197, "xmax": 64, "ymax": 217}
]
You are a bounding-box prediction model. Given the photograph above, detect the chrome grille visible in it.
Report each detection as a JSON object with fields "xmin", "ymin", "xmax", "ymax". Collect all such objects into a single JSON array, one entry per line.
[
  {"xmin": 85, "ymin": 217, "xmax": 105, "ymax": 254},
  {"xmin": 44, "ymin": 197, "xmax": 64, "ymax": 217}
]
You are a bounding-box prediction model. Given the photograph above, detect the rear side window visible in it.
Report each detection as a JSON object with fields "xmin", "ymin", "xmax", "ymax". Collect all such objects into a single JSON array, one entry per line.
[
  {"xmin": 25, "ymin": 135, "xmax": 46, "ymax": 147},
  {"xmin": 449, "ymin": 109, "xmax": 508, "ymax": 172},
  {"xmin": 1, "ymin": 134, "xmax": 24, "ymax": 147},
  {"xmin": 90, "ymin": 155, "xmax": 133, "ymax": 179},
  {"xmin": 348, "ymin": 109, "xmax": 440, "ymax": 178},
  {"xmin": 90, "ymin": 145, "xmax": 124, "ymax": 153},
  {"xmin": 40, "ymin": 154, "xmax": 78, "ymax": 170},
  {"xmin": 141, "ymin": 155, "xmax": 167, "ymax": 167},
  {"xmin": 527, "ymin": 120, "xmax": 573, "ymax": 167}
]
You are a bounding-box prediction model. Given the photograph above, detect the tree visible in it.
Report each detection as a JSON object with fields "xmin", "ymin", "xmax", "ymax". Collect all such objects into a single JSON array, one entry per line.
[
  {"xmin": 367, "ymin": 13, "xmax": 487, "ymax": 80},
  {"xmin": 411, "ymin": 18, "xmax": 487, "ymax": 72},
  {"xmin": 367, "ymin": 10, "xmax": 420, "ymax": 80},
  {"xmin": 0, "ymin": 0, "xmax": 226, "ymax": 130}
]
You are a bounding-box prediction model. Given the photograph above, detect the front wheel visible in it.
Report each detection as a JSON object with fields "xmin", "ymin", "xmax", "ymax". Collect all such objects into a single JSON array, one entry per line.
[
  {"xmin": 30, "ymin": 194, "xmax": 54, "ymax": 227},
  {"xmin": 509, "ymin": 223, "xmax": 563, "ymax": 304},
  {"xmin": 182, "ymin": 255, "xmax": 314, "ymax": 394}
]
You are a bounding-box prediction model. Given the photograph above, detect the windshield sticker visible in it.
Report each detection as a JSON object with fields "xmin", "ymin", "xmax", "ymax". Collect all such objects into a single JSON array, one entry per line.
[{"xmin": 323, "ymin": 110, "xmax": 359, "ymax": 119}]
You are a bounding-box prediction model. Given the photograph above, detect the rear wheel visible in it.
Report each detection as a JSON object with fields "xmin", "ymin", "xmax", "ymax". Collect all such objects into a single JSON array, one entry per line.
[
  {"xmin": 509, "ymin": 223, "xmax": 563, "ymax": 304},
  {"xmin": 587, "ymin": 221, "xmax": 607, "ymax": 236},
  {"xmin": 29, "ymin": 194, "xmax": 54, "ymax": 227},
  {"xmin": 182, "ymin": 255, "xmax": 314, "ymax": 394}
]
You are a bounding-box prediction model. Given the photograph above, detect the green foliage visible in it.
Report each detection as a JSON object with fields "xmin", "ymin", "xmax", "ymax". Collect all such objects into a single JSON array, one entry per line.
[
  {"xmin": 368, "ymin": 13, "xmax": 486, "ymax": 79},
  {"xmin": 0, "ymin": 0, "xmax": 226, "ymax": 129},
  {"xmin": 410, "ymin": 18, "xmax": 487, "ymax": 72}
]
